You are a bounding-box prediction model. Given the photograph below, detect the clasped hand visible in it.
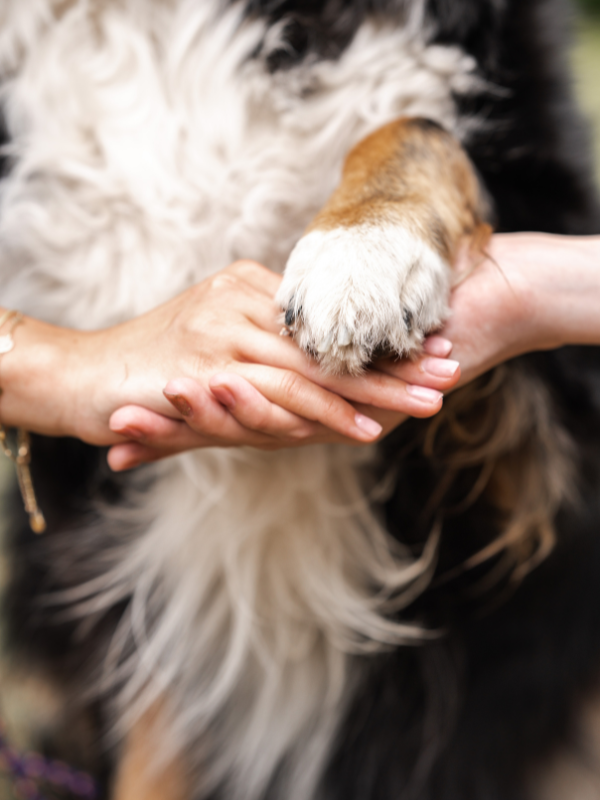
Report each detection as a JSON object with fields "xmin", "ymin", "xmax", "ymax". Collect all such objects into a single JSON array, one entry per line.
[
  {"xmin": 8, "ymin": 233, "xmax": 572, "ymax": 469},
  {"xmin": 86, "ymin": 260, "xmax": 460, "ymax": 470}
]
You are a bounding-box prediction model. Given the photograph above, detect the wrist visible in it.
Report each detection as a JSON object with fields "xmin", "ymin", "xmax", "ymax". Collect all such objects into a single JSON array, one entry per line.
[
  {"xmin": 516, "ymin": 234, "xmax": 600, "ymax": 352},
  {"xmin": 484, "ymin": 233, "xmax": 600, "ymax": 357},
  {"xmin": 0, "ymin": 314, "xmax": 94, "ymax": 439}
]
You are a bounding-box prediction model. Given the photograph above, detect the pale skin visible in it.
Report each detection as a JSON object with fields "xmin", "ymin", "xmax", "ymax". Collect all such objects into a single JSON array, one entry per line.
[
  {"xmin": 444, "ymin": 232, "xmax": 600, "ymax": 381},
  {"xmin": 105, "ymin": 231, "xmax": 600, "ymax": 468},
  {"xmin": 0, "ymin": 261, "xmax": 458, "ymax": 460},
  {"xmin": 1, "ymin": 233, "xmax": 598, "ymax": 470}
]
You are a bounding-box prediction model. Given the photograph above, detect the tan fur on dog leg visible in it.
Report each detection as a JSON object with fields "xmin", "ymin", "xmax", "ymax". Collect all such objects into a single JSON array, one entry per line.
[
  {"xmin": 278, "ymin": 116, "xmax": 492, "ymax": 373},
  {"xmin": 310, "ymin": 116, "xmax": 491, "ymax": 262}
]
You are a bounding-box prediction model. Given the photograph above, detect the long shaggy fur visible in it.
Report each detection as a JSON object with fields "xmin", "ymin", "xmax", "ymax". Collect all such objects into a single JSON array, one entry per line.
[
  {"xmin": 2, "ymin": 1, "xmax": 600, "ymax": 799},
  {"xmin": 0, "ymin": 2, "xmax": 485, "ymax": 797}
]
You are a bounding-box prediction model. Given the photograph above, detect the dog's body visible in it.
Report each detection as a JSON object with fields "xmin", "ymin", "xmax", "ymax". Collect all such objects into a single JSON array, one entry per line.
[{"xmin": 1, "ymin": 1, "xmax": 600, "ymax": 799}]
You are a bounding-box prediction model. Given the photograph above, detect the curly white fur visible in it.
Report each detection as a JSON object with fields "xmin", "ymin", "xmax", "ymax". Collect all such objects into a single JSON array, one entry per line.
[{"xmin": 0, "ymin": 1, "xmax": 480, "ymax": 797}]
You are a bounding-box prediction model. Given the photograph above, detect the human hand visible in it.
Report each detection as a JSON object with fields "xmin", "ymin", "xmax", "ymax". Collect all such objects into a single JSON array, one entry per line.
[
  {"xmin": 443, "ymin": 232, "xmax": 600, "ymax": 385},
  {"xmin": 1, "ymin": 261, "xmax": 460, "ymax": 465},
  {"xmin": 106, "ymin": 331, "xmax": 459, "ymax": 470},
  {"xmin": 108, "ymin": 232, "xmax": 600, "ymax": 470},
  {"xmin": 80, "ymin": 258, "xmax": 461, "ymax": 470}
]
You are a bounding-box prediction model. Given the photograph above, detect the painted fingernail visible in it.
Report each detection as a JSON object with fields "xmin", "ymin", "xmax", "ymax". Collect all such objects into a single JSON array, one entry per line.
[
  {"xmin": 211, "ymin": 385, "xmax": 236, "ymax": 410},
  {"xmin": 423, "ymin": 336, "xmax": 453, "ymax": 357},
  {"xmin": 406, "ymin": 385, "xmax": 443, "ymax": 403},
  {"xmin": 114, "ymin": 425, "xmax": 145, "ymax": 441},
  {"xmin": 354, "ymin": 414, "xmax": 383, "ymax": 439},
  {"xmin": 163, "ymin": 391, "xmax": 193, "ymax": 417},
  {"xmin": 421, "ymin": 358, "xmax": 459, "ymax": 378}
]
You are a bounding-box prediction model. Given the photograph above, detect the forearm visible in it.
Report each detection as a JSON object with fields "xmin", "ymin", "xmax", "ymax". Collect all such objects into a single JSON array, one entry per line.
[{"xmin": 529, "ymin": 234, "xmax": 600, "ymax": 350}]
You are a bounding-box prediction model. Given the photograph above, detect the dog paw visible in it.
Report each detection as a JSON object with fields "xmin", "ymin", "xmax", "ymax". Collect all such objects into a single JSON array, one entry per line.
[{"xmin": 277, "ymin": 224, "xmax": 450, "ymax": 374}]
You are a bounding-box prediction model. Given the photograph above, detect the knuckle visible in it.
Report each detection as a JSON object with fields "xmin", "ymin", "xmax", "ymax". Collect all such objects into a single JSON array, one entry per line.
[
  {"xmin": 249, "ymin": 406, "xmax": 272, "ymax": 432},
  {"xmin": 229, "ymin": 259, "xmax": 264, "ymax": 279},
  {"xmin": 209, "ymin": 273, "xmax": 238, "ymax": 291},
  {"xmin": 279, "ymin": 371, "xmax": 303, "ymax": 403},
  {"xmin": 321, "ymin": 393, "xmax": 342, "ymax": 420},
  {"xmin": 288, "ymin": 423, "xmax": 313, "ymax": 441}
]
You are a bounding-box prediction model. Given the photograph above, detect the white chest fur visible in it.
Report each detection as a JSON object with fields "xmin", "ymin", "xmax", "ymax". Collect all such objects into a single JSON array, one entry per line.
[
  {"xmin": 0, "ymin": 0, "xmax": 477, "ymax": 325},
  {"xmin": 0, "ymin": 2, "xmax": 478, "ymax": 797}
]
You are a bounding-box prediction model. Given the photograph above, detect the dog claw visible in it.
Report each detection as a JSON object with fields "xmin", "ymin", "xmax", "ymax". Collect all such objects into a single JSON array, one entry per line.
[
  {"xmin": 285, "ymin": 307, "xmax": 296, "ymax": 327},
  {"xmin": 403, "ymin": 308, "xmax": 413, "ymax": 332},
  {"xmin": 337, "ymin": 325, "xmax": 352, "ymax": 346},
  {"xmin": 317, "ymin": 332, "xmax": 334, "ymax": 354}
]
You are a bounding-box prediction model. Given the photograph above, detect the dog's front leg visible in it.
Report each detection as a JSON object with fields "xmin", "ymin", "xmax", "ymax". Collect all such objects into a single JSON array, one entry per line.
[{"xmin": 277, "ymin": 117, "xmax": 490, "ymax": 374}]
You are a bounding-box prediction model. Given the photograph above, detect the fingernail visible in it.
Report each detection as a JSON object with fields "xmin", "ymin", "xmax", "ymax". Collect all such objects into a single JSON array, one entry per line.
[
  {"xmin": 114, "ymin": 425, "xmax": 145, "ymax": 441},
  {"xmin": 163, "ymin": 391, "xmax": 193, "ymax": 417},
  {"xmin": 211, "ymin": 385, "xmax": 236, "ymax": 410},
  {"xmin": 421, "ymin": 358, "xmax": 459, "ymax": 378},
  {"xmin": 423, "ymin": 336, "xmax": 453, "ymax": 357},
  {"xmin": 354, "ymin": 414, "xmax": 383, "ymax": 439},
  {"xmin": 406, "ymin": 385, "xmax": 443, "ymax": 403}
]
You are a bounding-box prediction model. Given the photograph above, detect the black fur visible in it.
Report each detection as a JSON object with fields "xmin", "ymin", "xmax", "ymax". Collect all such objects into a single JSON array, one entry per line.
[
  {"xmin": 323, "ymin": 1, "xmax": 600, "ymax": 798},
  {"xmin": 3, "ymin": 1, "xmax": 600, "ymax": 799},
  {"xmin": 244, "ymin": 0, "xmax": 410, "ymax": 70},
  {"xmin": 0, "ymin": 107, "xmax": 9, "ymax": 179}
]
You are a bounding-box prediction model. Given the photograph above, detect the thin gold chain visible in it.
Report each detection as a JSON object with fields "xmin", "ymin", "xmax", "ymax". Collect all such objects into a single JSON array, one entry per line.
[{"xmin": 0, "ymin": 312, "xmax": 46, "ymax": 534}]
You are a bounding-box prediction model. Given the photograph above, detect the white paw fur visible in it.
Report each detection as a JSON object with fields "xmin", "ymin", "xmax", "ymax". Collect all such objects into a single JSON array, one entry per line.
[{"xmin": 277, "ymin": 224, "xmax": 451, "ymax": 374}]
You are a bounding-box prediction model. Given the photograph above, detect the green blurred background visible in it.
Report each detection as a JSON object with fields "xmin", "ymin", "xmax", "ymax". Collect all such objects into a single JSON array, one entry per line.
[
  {"xmin": 0, "ymin": 2, "xmax": 598, "ymax": 798},
  {"xmin": 574, "ymin": 0, "xmax": 600, "ymax": 179}
]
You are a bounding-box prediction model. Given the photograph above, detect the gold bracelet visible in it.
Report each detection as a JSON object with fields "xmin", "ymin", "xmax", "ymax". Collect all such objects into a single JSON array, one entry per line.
[{"xmin": 0, "ymin": 311, "xmax": 46, "ymax": 534}]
